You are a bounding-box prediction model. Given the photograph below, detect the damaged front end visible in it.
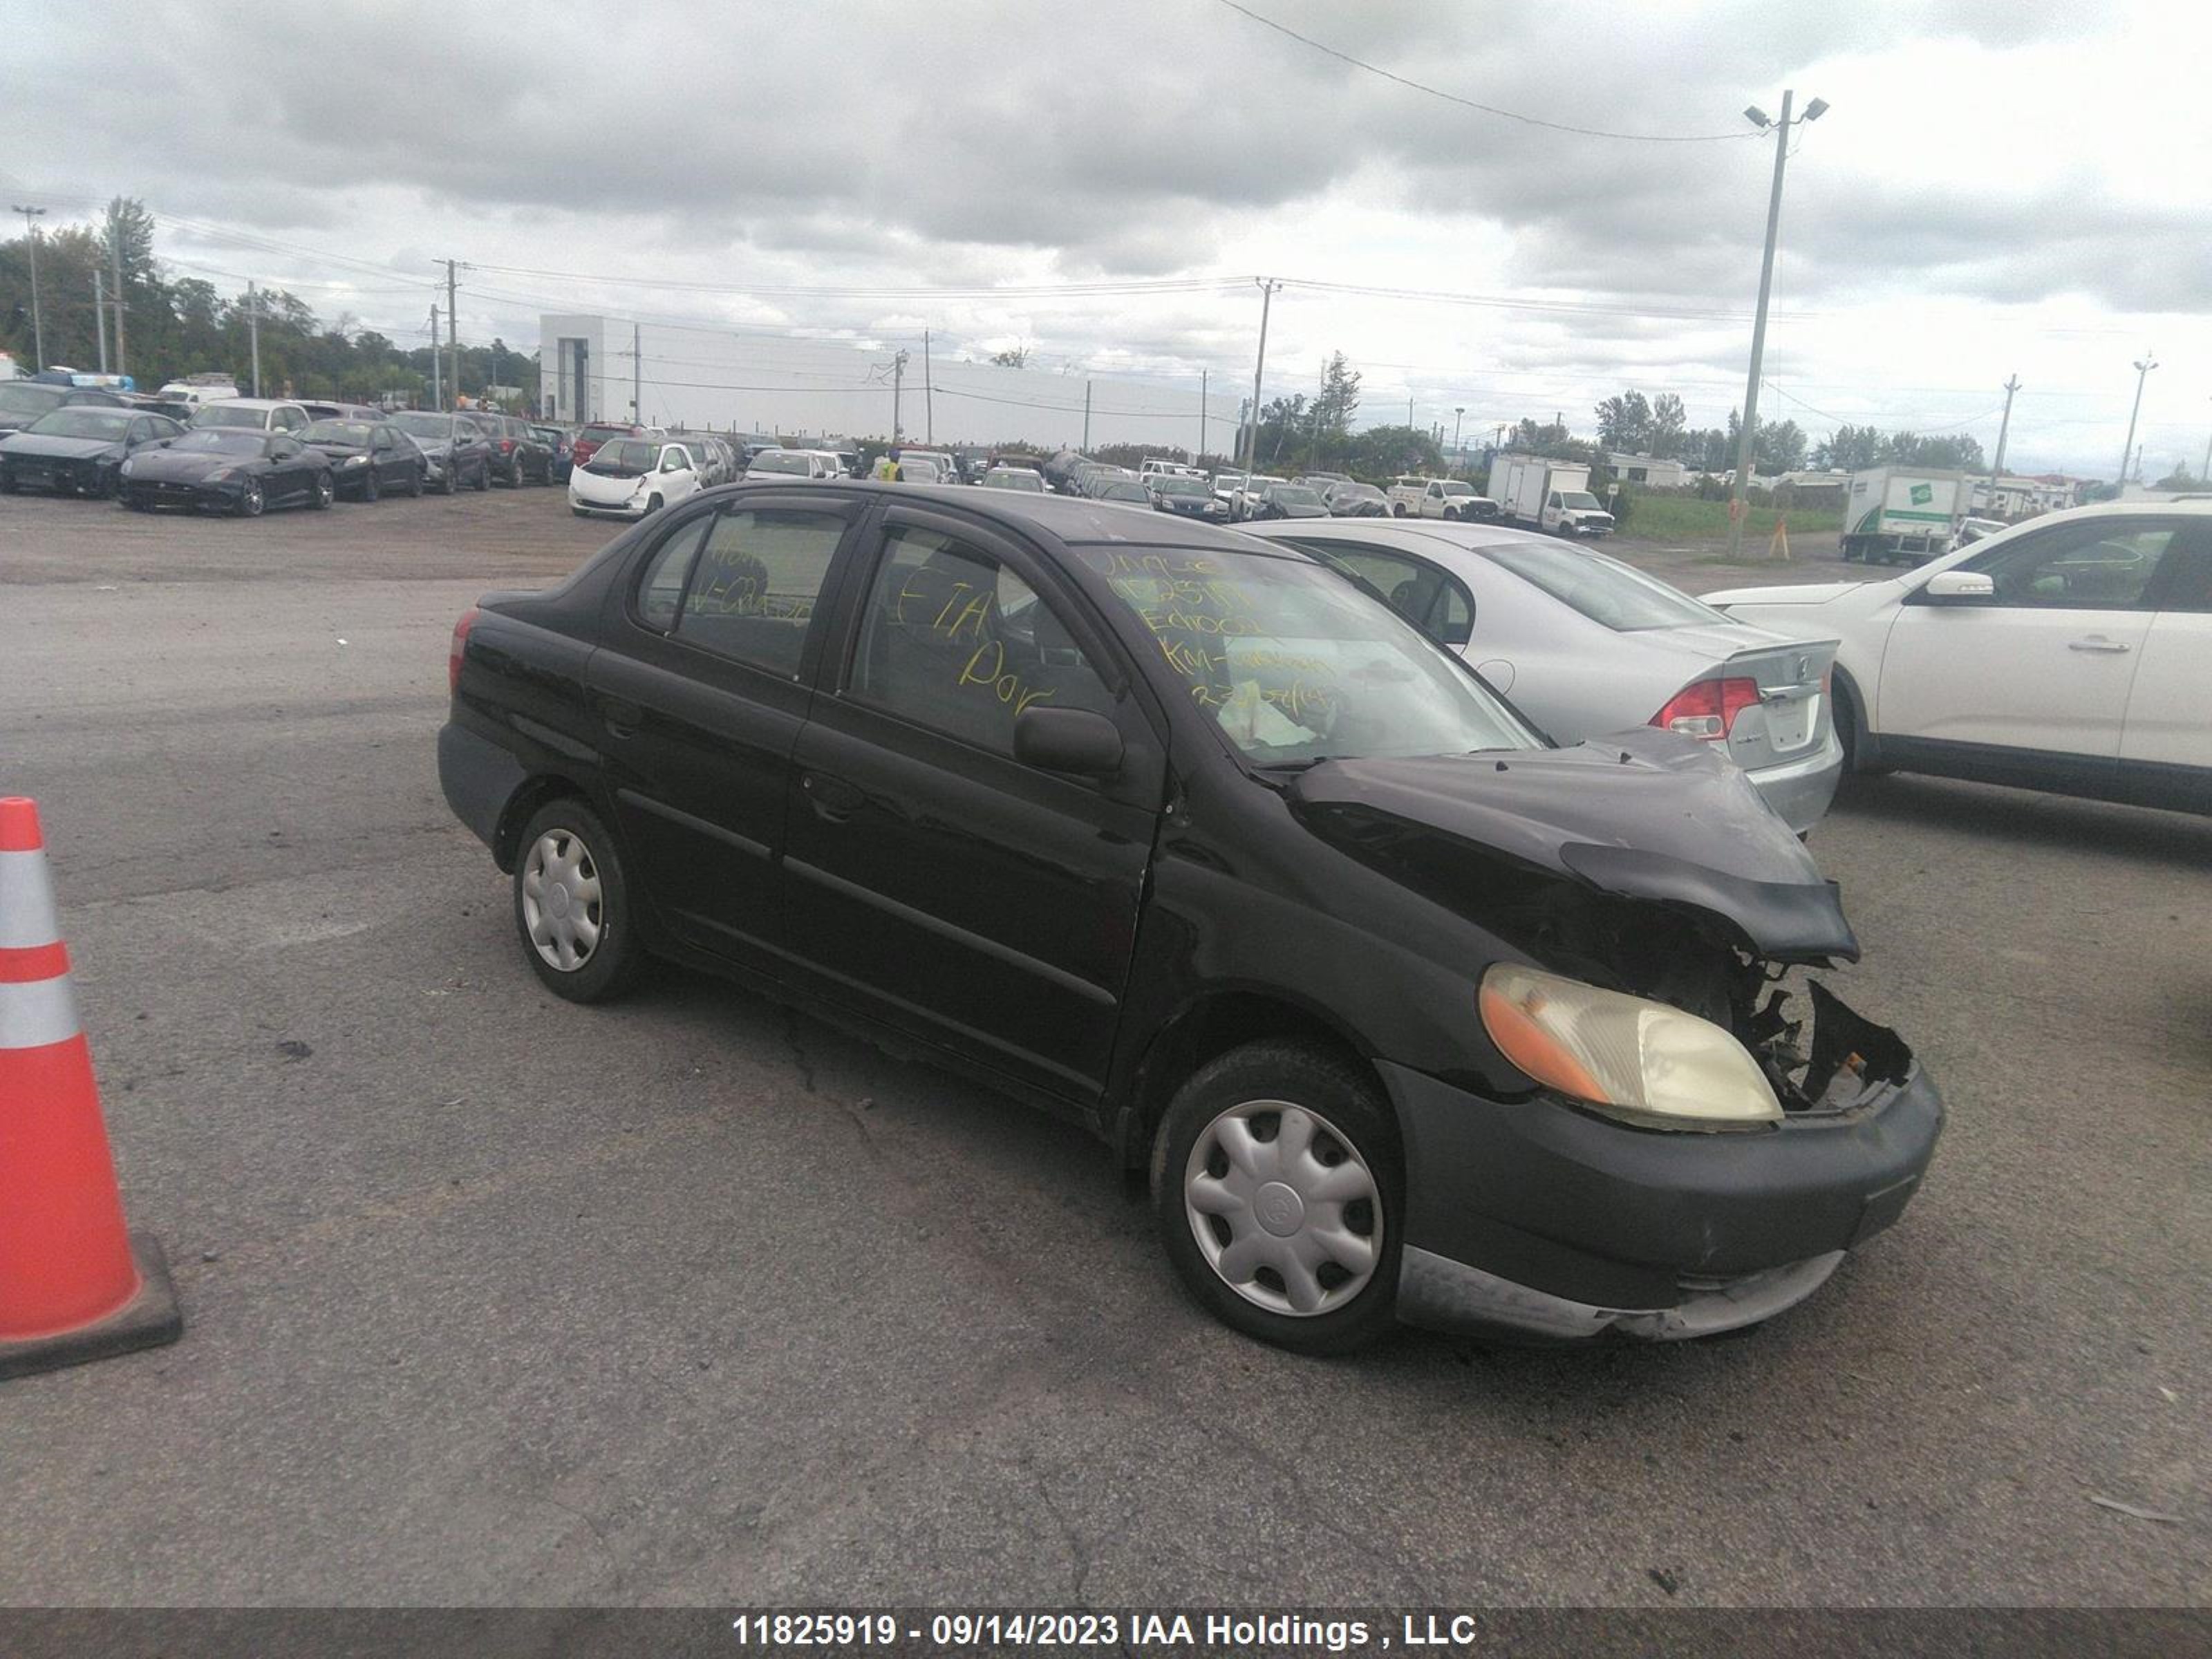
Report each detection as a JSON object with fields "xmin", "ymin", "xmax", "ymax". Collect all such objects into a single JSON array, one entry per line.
[{"xmin": 1285, "ymin": 734, "xmax": 1942, "ymax": 1340}]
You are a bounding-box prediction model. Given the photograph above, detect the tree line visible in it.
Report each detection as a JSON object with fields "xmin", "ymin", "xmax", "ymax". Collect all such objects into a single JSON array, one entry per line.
[{"xmin": 1, "ymin": 198, "xmax": 536, "ymax": 408}]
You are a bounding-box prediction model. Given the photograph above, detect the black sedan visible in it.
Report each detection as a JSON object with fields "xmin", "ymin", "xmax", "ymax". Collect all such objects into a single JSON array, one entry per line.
[
  {"xmin": 1245, "ymin": 480, "xmax": 1331, "ymax": 521},
  {"xmin": 0, "ymin": 381, "xmax": 126, "ymax": 440},
  {"xmin": 1147, "ymin": 473, "xmax": 1230, "ymax": 522},
  {"xmin": 386, "ymin": 411, "xmax": 494, "ymax": 493},
  {"xmin": 118, "ymin": 429, "xmax": 335, "ymax": 516},
  {"xmin": 300, "ymin": 419, "xmax": 428, "ymax": 501},
  {"xmin": 0, "ymin": 406, "xmax": 186, "ymax": 498},
  {"xmin": 439, "ymin": 484, "xmax": 1941, "ymax": 1355},
  {"xmin": 529, "ymin": 422, "xmax": 574, "ymax": 483}
]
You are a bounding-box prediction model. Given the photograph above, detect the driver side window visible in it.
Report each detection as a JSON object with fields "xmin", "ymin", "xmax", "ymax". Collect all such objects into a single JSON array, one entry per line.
[{"xmin": 1967, "ymin": 520, "xmax": 2180, "ymax": 610}]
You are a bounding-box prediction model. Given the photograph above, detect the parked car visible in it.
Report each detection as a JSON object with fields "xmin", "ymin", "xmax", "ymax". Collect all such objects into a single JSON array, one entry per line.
[
  {"xmin": 529, "ymin": 422, "xmax": 576, "ymax": 483},
  {"xmin": 118, "ymin": 428, "xmax": 334, "ymax": 516},
  {"xmin": 464, "ymin": 413, "xmax": 552, "ymax": 487},
  {"xmin": 1248, "ymin": 519, "xmax": 1845, "ymax": 834},
  {"xmin": 573, "ymin": 421, "xmax": 650, "ymax": 470},
  {"xmin": 820, "ymin": 447, "xmax": 863, "ymax": 478},
  {"xmin": 900, "ymin": 447, "xmax": 960, "ymax": 486},
  {"xmin": 0, "ymin": 406, "xmax": 185, "ymax": 498},
  {"xmin": 1244, "ymin": 480, "xmax": 1331, "ymax": 521},
  {"xmin": 440, "ymin": 486, "xmax": 1940, "ymax": 1353},
  {"xmin": 1091, "ymin": 478, "xmax": 1152, "ymax": 507},
  {"xmin": 1147, "ymin": 473, "xmax": 1229, "ymax": 521},
  {"xmin": 568, "ymin": 436, "xmax": 701, "ymax": 518},
  {"xmin": 980, "ymin": 466, "xmax": 1048, "ymax": 493},
  {"xmin": 1324, "ymin": 480, "xmax": 1389, "ymax": 518},
  {"xmin": 1389, "ymin": 475, "xmax": 1501, "ymax": 523},
  {"xmin": 0, "ymin": 380, "xmax": 126, "ymax": 440},
  {"xmin": 1705, "ymin": 501, "xmax": 2212, "ymax": 814},
  {"xmin": 745, "ymin": 449, "xmax": 842, "ymax": 482},
  {"xmin": 299, "ymin": 418, "xmax": 428, "ymax": 501},
  {"xmin": 189, "ymin": 397, "xmax": 312, "ymax": 436},
  {"xmin": 297, "ymin": 401, "xmax": 387, "ymax": 423},
  {"xmin": 895, "ymin": 456, "xmax": 945, "ymax": 485},
  {"xmin": 387, "ymin": 411, "xmax": 495, "ymax": 494},
  {"xmin": 988, "ymin": 453, "xmax": 1048, "ymax": 476}
]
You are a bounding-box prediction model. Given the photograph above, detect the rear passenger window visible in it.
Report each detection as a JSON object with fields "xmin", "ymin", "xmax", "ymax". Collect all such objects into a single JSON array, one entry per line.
[
  {"xmin": 635, "ymin": 508, "xmax": 844, "ymax": 675},
  {"xmin": 847, "ymin": 527, "xmax": 1114, "ymax": 757}
]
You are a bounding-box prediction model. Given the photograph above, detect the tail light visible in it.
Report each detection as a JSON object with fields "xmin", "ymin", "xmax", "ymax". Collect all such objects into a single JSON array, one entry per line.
[
  {"xmin": 449, "ymin": 606, "xmax": 480, "ymax": 695},
  {"xmin": 1652, "ymin": 676, "xmax": 1760, "ymax": 740},
  {"xmin": 498, "ymin": 438, "xmax": 515, "ymax": 453}
]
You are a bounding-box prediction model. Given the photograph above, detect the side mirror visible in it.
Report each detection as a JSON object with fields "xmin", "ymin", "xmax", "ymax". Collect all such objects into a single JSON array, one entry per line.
[
  {"xmin": 1917, "ymin": 570, "xmax": 1996, "ymax": 604},
  {"xmin": 1013, "ymin": 707, "xmax": 1123, "ymax": 778}
]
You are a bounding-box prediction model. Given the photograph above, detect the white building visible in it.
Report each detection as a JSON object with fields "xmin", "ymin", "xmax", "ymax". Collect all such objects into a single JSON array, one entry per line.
[{"xmin": 540, "ymin": 313, "xmax": 1226, "ymax": 453}]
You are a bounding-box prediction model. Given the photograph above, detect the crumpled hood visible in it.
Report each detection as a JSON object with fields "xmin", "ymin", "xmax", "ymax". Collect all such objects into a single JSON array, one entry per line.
[{"xmin": 1286, "ymin": 727, "xmax": 1858, "ymax": 961}]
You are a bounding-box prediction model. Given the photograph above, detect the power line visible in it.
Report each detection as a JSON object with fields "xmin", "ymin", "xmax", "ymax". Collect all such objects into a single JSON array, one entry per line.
[{"xmin": 1213, "ymin": 1, "xmax": 1763, "ymax": 144}]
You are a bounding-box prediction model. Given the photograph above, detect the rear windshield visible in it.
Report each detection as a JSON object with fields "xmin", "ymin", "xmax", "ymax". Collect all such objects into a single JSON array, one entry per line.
[
  {"xmin": 1082, "ymin": 543, "xmax": 1539, "ymax": 764},
  {"xmin": 0, "ymin": 384, "xmax": 68, "ymax": 416},
  {"xmin": 29, "ymin": 408, "xmax": 135, "ymax": 440},
  {"xmin": 303, "ymin": 420, "xmax": 375, "ymax": 445},
  {"xmin": 750, "ymin": 452, "xmax": 810, "ymax": 474},
  {"xmin": 1153, "ymin": 476, "xmax": 1209, "ymax": 498},
  {"xmin": 1270, "ymin": 485, "xmax": 1325, "ymax": 509},
  {"xmin": 1478, "ymin": 541, "xmax": 1724, "ymax": 632},
  {"xmin": 588, "ymin": 440, "xmax": 657, "ymax": 476},
  {"xmin": 581, "ymin": 424, "xmax": 637, "ymax": 442}
]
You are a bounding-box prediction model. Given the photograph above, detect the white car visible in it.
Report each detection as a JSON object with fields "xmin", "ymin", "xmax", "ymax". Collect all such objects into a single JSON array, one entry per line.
[
  {"xmin": 744, "ymin": 449, "xmax": 841, "ymax": 482},
  {"xmin": 568, "ymin": 437, "xmax": 701, "ymax": 519},
  {"xmin": 1247, "ymin": 519, "xmax": 1845, "ymax": 834},
  {"xmin": 189, "ymin": 397, "xmax": 312, "ymax": 435},
  {"xmin": 1705, "ymin": 500, "xmax": 2212, "ymax": 814}
]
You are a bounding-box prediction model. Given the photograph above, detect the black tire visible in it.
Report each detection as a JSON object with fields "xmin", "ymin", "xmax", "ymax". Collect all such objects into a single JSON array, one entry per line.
[
  {"xmin": 507, "ymin": 456, "xmax": 525, "ymax": 488},
  {"xmin": 362, "ymin": 469, "xmax": 380, "ymax": 504},
  {"xmin": 236, "ymin": 478, "xmax": 265, "ymax": 518},
  {"xmin": 1391, "ymin": 503, "xmax": 1407, "ymax": 518},
  {"xmin": 510, "ymin": 798, "xmax": 644, "ymax": 1004},
  {"xmin": 408, "ymin": 464, "xmax": 424, "ymax": 498},
  {"xmin": 310, "ymin": 473, "xmax": 334, "ymax": 510},
  {"xmin": 439, "ymin": 465, "xmax": 458, "ymax": 496},
  {"xmin": 646, "ymin": 493, "xmax": 664, "ymax": 515},
  {"xmin": 474, "ymin": 458, "xmax": 491, "ymax": 491},
  {"xmin": 1150, "ymin": 1039, "xmax": 1403, "ymax": 1356},
  {"xmin": 571, "ymin": 506, "xmax": 588, "ymax": 517}
]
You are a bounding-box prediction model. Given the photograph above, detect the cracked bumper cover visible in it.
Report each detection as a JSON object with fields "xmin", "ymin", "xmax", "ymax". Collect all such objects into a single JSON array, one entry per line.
[{"xmin": 1378, "ymin": 1047, "xmax": 1943, "ymax": 1342}]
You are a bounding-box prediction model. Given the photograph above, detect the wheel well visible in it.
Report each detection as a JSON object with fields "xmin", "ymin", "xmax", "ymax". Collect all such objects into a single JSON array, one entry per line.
[
  {"xmin": 491, "ymin": 774, "xmax": 592, "ymax": 872},
  {"xmin": 1117, "ymin": 992, "xmax": 1377, "ymax": 1168},
  {"xmin": 1830, "ymin": 664, "xmax": 1873, "ymax": 771}
]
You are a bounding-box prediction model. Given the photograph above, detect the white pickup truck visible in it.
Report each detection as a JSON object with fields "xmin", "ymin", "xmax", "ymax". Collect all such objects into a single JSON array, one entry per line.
[{"xmin": 1386, "ymin": 476, "xmax": 1499, "ymax": 522}]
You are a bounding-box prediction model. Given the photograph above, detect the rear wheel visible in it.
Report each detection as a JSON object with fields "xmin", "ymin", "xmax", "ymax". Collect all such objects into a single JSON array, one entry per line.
[
  {"xmin": 310, "ymin": 474, "xmax": 335, "ymax": 510},
  {"xmin": 512, "ymin": 800, "xmax": 644, "ymax": 1003},
  {"xmin": 474, "ymin": 458, "xmax": 491, "ymax": 491},
  {"xmin": 1151, "ymin": 1040, "xmax": 1403, "ymax": 1355},
  {"xmin": 507, "ymin": 456, "xmax": 525, "ymax": 488}
]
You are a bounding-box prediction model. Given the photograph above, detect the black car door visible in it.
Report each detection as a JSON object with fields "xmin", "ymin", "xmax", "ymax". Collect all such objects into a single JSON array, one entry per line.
[
  {"xmin": 268, "ymin": 436, "xmax": 308, "ymax": 503},
  {"xmin": 779, "ymin": 504, "xmax": 1165, "ymax": 1105},
  {"xmin": 587, "ymin": 494, "xmax": 867, "ymax": 970},
  {"xmin": 372, "ymin": 426, "xmax": 403, "ymax": 489}
]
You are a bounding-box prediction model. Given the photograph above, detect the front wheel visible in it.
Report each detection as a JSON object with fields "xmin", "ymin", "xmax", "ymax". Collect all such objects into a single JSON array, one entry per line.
[
  {"xmin": 408, "ymin": 465, "xmax": 424, "ymax": 498},
  {"xmin": 474, "ymin": 459, "xmax": 491, "ymax": 491},
  {"xmin": 236, "ymin": 478, "xmax": 266, "ymax": 518},
  {"xmin": 440, "ymin": 466, "xmax": 458, "ymax": 496},
  {"xmin": 310, "ymin": 474, "xmax": 335, "ymax": 510},
  {"xmin": 512, "ymin": 799, "xmax": 644, "ymax": 1003},
  {"xmin": 507, "ymin": 456, "xmax": 525, "ymax": 488},
  {"xmin": 1151, "ymin": 1040, "xmax": 1403, "ymax": 1355},
  {"xmin": 362, "ymin": 470, "xmax": 380, "ymax": 504}
]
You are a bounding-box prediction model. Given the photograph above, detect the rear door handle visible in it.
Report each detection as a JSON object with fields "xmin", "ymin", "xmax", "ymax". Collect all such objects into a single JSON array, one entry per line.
[
  {"xmin": 2068, "ymin": 637, "xmax": 2131, "ymax": 654},
  {"xmin": 800, "ymin": 771, "xmax": 865, "ymax": 821},
  {"xmin": 599, "ymin": 696, "xmax": 644, "ymax": 737}
]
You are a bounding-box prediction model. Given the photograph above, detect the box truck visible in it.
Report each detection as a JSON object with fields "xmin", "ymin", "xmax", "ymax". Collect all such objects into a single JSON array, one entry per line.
[
  {"xmin": 1485, "ymin": 454, "xmax": 1615, "ymax": 537},
  {"xmin": 1839, "ymin": 468, "xmax": 1972, "ymax": 565}
]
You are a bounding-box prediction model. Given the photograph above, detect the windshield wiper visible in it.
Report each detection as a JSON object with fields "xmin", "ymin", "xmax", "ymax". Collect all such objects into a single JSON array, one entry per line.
[{"xmin": 1256, "ymin": 756, "xmax": 1334, "ymax": 774}]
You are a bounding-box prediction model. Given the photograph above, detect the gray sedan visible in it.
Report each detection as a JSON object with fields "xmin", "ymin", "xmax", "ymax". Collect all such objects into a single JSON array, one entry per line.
[{"xmin": 1244, "ymin": 519, "xmax": 1844, "ymax": 834}]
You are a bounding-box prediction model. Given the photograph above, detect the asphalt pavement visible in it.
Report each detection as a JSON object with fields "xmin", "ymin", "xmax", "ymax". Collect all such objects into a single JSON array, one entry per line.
[{"xmin": 0, "ymin": 489, "xmax": 2204, "ymax": 1607}]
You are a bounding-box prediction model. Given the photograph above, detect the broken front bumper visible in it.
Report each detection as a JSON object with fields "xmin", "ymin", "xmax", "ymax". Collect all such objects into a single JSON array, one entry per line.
[{"xmin": 1379, "ymin": 1029, "xmax": 1943, "ymax": 1342}]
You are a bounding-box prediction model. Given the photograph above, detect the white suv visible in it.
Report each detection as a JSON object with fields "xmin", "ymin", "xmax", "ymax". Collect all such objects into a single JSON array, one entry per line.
[{"xmin": 1706, "ymin": 500, "xmax": 2212, "ymax": 814}]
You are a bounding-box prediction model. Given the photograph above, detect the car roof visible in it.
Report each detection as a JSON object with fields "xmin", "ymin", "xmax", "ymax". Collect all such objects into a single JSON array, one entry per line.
[{"xmin": 718, "ymin": 479, "xmax": 1273, "ymax": 552}]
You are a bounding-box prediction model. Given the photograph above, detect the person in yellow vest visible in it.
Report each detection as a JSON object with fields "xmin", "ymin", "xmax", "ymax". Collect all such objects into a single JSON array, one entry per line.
[{"xmin": 873, "ymin": 447, "xmax": 902, "ymax": 482}]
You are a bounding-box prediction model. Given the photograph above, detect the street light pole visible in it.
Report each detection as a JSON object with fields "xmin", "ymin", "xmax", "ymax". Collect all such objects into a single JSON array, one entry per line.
[
  {"xmin": 1725, "ymin": 90, "xmax": 1828, "ymax": 561},
  {"xmin": 1452, "ymin": 406, "xmax": 1465, "ymax": 469},
  {"xmin": 11, "ymin": 205, "xmax": 47, "ymax": 368},
  {"xmin": 2117, "ymin": 353, "xmax": 2156, "ymax": 494}
]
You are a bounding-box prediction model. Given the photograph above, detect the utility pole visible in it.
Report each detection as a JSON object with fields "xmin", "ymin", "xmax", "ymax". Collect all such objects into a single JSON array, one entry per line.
[
  {"xmin": 2117, "ymin": 353, "xmax": 2156, "ymax": 496},
  {"xmin": 93, "ymin": 268, "xmax": 109, "ymax": 373},
  {"xmin": 247, "ymin": 282, "xmax": 262, "ymax": 397},
  {"xmin": 1726, "ymin": 88, "xmax": 1830, "ymax": 560},
  {"xmin": 1407, "ymin": 393, "xmax": 1414, "ymax": 430},
  {"xmin": 1986, "ymin": 374, "xmax": 2021, "ymax": 509},
  {"xmin": 1082, "ymin": 379, "xmax": 1093, "ymax": 451},
  {"xmin": 631, "ymin": 321, "xmax": 641, "ymax": 424},
  {"xmin": 924, "ymin": 329, "xmax": 934, "ymax": 445},
  {"xmin": 1199, "ymin": 368, "xmax": 1208, "ymax": 463},
  {"xmin": 2200, "ymin": 397, "xmax": 2211, "ymax": 485},
  {"xmin": 12, "ymin": 205, "xmax": 46, "ymax": 368},
  {"xmin": 891, "ymin": 348, "xmax": 908, "ymax": 441},
  {"xmin": 1240, "ymin": 279, "xmax": 1280, "ymax": 486},
  {"xmin": 1452, "ymin": 406, "xmax": 1465, "ymax": 469},
  {"xmin": 109, "ymin": 207, "xmax": 127, "ymax": 376},
  {"xmin": 442, "ymin": 264, "xmax": 460, "ymax": 413},
  {"xmin": 429, "ymin": 304, "xmax": 441, "ymax": 409}
]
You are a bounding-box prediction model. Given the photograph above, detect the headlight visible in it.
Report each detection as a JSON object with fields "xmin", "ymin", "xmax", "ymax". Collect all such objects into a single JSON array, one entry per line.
[
  {"xmin": 1478, "ymin": 963, "xmax": 1781, "ymax": 1130},
  {"xmin": 343, "ymin": 455, "xmax": 368, "ymax": 467},
  {"xmin": 206, "ymin": 467, "xmax": 238, "ymax": 482}
]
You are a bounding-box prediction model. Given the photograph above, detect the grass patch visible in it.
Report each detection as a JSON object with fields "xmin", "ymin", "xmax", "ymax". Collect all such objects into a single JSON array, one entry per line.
[{"xmin": 1617, "ymin": 494, "xmax": 1838, "ymax": 541}]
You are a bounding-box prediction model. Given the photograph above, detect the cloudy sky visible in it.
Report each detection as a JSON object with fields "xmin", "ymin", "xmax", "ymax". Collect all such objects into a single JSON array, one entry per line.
[{"xmin": 8, "ymin": 0, "xmax": 2209, "ymax": 475}]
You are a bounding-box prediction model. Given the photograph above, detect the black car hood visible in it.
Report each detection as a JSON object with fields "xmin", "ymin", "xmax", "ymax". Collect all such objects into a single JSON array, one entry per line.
[
  {"xmin": 1286, "ymin": 727, "xmax": 1857, "ymax": 962},
  {"xmin": 306, "ymin": 440, "xmax": 370, "ymax": 458},
  {"xmin": 127, "ymin": 448, "xmax": 250, "ymax": 481},
  {"xmin": 0, "ymin": 433, "xmax": 123, "ymax": 460}
]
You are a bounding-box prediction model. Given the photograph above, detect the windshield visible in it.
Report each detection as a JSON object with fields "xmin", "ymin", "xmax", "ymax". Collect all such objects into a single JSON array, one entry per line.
[
  {"xmin": 982, "ymin": 470, "xmax": 1044, "ymax": 491},
  {"xmin": 1098, "ymin": 481, "xmax": 1149, "ymax": 502},
  {"xmin": 193, "ymin": 405, "xmax": 272, "ymax": 429},
  {"xmin": 303, "ymin": 420, "xmax": 375, "ymax": 445},
  {"xmin": 750, "ymin": 452, "xmax": 810, "ymax": 474},
  {"xmin": 0, "ymin": 384, "xmax": 68, "ymax": 417},
  {"xmin": 588, "ymin": 440, "xmax": 657, "ymax": 476},
  {"xmin": 1153, "ymin": 476, "xmax": 1209, "ymax": 499},
  {"xmin": 388, "ymin": 412, "xmax": 454, "ymax": 440},
  {"xmin": 29, "ymin": 408, "xmax": 135, "ymax": 440},
  {"xmin": 1337, "ymin": 484, "xmax": 1383, "ymax": 501},
  {"xmin": 170, "ymin": 430, "xmax": 268, "ymax": 456},
  {"xmin": 1081, "ymin": 544, "xmax": 1539, "ymax": 764},
  {"xmin": 1270, "ymin": 485, "xmax": 1325, "ymax": 509},
  {"xmin": 900, "ymin": 459, "xmax": 941, "ymax": 482},
  {"xmin": 1479, "ymin": 541, "xmax": 1724, "ymax": 632},
  {"xmin": 1559, "ymin": 491, "xmax": 1602, "ymax": 509}
]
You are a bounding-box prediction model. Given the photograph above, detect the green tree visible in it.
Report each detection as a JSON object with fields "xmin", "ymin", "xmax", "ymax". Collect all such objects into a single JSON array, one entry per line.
[
  {"xmin": 1649, "ymin": 393, "xmax": 1686, "ymax": 459},
  {"xmin": 1593, "ymin": 390, "xmax": 1651, "ymax": 452}
]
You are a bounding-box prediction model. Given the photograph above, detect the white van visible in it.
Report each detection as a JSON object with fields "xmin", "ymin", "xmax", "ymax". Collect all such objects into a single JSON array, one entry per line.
[{"xmin": 158, "ymin": 377, "xmax": 245, "ymax": 410}]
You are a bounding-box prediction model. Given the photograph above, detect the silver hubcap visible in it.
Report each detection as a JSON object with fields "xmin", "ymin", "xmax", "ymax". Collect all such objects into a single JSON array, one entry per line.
[
  {"xmin": 521, "ymin": 829, "xmax": 604, "ymax": 972},
  {"xmin": 1184, "ymin": 1099, "xmax": 1381, "ymax": 1318}
]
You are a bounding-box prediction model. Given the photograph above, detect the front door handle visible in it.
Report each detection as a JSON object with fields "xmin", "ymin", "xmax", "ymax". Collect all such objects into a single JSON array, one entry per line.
[
  {"xmin": 2068, "ymin": 637, "xmax": 2132, "ymax": 654},
  {"xmin": 800, "ymin": 771, "xmax": 865, "ymax": 821},
  {"xmin": 599, "ymin": 696, "xmax": 644, "ymax": 737}
]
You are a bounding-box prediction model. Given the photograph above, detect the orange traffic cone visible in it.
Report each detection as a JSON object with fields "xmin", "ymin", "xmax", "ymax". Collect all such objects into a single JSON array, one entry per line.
[{"xmin": 0, "ymin": 797, "xmax": 181, "ymax": 1380}]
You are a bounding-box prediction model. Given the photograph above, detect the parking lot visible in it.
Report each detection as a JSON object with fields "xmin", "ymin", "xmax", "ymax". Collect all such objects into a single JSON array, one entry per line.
[{"xmin": 0, "ymin": 486, "xmax": 2204, "ymax": 1607}]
